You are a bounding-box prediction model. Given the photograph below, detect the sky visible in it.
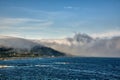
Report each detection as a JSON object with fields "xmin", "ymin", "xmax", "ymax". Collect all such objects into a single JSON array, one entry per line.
[{"xmin": 0, "ymin": 0, "xmax": 120, "ymax": 39}]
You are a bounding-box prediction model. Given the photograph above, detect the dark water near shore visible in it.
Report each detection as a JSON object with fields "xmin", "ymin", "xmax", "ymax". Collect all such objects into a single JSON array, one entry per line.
[{"xmin": 0, "ymin": 57, "xmax": 120, "ymax": 80}]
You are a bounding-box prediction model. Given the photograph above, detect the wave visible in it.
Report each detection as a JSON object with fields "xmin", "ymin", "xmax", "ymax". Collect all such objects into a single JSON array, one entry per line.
[{"xmin": 0, "ymin": 65, "xmax": 14, "ymax": 68}]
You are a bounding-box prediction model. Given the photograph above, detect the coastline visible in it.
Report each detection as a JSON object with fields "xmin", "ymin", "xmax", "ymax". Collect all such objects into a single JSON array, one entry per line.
[
  {"xmin": 0, "ymin": 57, "xmax": 40, "ymax": 61},
  {"xmin": 0, "ymin": 55, "xmax": 67, "ymax": 61},
  {"xmin": 1, "ymin": 56, "xmax": 119, "ymax": 61}
]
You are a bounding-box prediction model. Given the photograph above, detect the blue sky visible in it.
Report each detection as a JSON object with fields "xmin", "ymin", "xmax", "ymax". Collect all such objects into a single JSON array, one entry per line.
[{"xmin": 0, "ymin": 0, "xmax": 120, "ymax": 39}]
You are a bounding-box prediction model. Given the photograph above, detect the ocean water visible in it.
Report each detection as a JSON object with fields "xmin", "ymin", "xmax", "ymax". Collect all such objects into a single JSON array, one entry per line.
[{"xmin": 0, "ymin": 57, "xmax": 120, "ymax": 80}]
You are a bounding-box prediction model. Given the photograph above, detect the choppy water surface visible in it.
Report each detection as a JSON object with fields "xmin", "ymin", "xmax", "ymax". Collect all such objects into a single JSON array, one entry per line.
[{"xmin": 0, "ymin": 57, "xmax": 120, "ymax": 80}]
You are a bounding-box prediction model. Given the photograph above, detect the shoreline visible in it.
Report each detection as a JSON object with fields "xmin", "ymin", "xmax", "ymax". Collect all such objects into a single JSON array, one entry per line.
[
  {"xmin": 0, "ymin": 57, "xmax": 40, "ymax": 60},
  {"xmin": 0, "ymin": 56, "xmax": 67, "ymax": 61},
  {"xmin": 0, "ymin": 56, "xmax": 119, "ymax": 61},
  {"xmin": 0, "ymin": 56, "xmax": 52, "ymax": 61}
]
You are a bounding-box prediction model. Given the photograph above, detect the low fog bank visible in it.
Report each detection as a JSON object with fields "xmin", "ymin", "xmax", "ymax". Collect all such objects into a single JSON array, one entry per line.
[{"xmin": 35, "ymin": 33, "xmax": 120, "ymax": 57}]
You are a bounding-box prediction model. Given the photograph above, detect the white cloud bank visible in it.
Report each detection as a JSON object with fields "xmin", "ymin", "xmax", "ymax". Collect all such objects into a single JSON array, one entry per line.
[
  {"xmin": 35, "ymin": 32, "xmax": 120, "ymax": 57},
  {"xmin": 0, "ymin": 31, "xmax": 120, "ymax": 57}
]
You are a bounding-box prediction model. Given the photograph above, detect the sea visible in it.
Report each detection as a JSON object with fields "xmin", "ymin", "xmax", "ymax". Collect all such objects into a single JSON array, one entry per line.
[{"xmin": 0, "ymin": 57, "xmax": 120, "ymax": 80}]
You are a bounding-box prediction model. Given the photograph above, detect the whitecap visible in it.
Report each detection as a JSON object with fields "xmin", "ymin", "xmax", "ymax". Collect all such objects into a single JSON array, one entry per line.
[
  {"xmin": 0, "ymin": 65, "xmax": 15, "ymax": 68},
  {"xmin": 35, "ymin": 64, "xmax": 51, "ymax": 67},
  {"xmin": 54, "ymin": 62, "xmax": 69, "ymax": 64}
]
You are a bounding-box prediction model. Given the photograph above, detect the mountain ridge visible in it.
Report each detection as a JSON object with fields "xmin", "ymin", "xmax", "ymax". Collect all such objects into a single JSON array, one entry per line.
[{"xmin": 0, "ymin": 36, "xmax": 66, "ymax": 58}]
